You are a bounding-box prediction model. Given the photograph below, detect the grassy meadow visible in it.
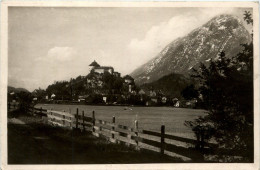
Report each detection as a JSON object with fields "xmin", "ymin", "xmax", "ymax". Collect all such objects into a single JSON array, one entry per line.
[{"xmin": 36, "ymin": 104, "xmax": 206, "ymax": 138}]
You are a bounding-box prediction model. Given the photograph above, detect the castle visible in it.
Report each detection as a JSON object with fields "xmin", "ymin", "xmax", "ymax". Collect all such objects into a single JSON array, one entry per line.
[
  {"xmin": 89, "ymin": 60, "xmax": 135, "ymax": 93},
  {"xmin": 89, "ymin": 60, "xmax": 121, "ymax": 77}
]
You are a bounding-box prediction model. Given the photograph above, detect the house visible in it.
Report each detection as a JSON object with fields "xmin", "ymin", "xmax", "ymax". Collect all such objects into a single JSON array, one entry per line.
[
  {"xmin": 78, "ymin": 98, "xmax": 85, "ymax": 102},
  {"xmin": 151, "ymin": 98, "xmax": 158, "ymax": 103},
  {"xmin": 113, "ymin": 72, "xmax": 121, "ymax": 77},
  {"xmin": 138, "ymin": 89, "xmax": 145, "ymax": 95},
  {"xmin": 123, "ymin": 75, "xmax": 134, "ymax": 84},
  {"xmin": 51, "ymin": 94, "xmax": 56, "ymax": 98},
  {"xmin": 89, "ymin": 60, "xmax": 115, "ymax": 74},
  {"xmin": 174, "ymin": 101, "xmax": 180, "ymax": 107},
  {"xmin": 146, "ymin": 98, "xmax": 158, "ymax": 106},
  {"xmin": 161, "ymin": 96, "xmax": 167, "ymax": 104},
  {"xmin": 138, "ymin": 89, "xmax": 146, "ymax": 101},
  {"xmin": 78, "ymin": 95, "xmax": 89, "ymax": 102},
  {"xmin": 172, "ymin": 98, "xmax": 180, "ymax": 107},
  {"xmin": 103, "ymin": 96, "xmax": 107, "ymax": 103},
  {"xmin": 149, "ymin": 90, "xmax": 156, "ymax": 97}
]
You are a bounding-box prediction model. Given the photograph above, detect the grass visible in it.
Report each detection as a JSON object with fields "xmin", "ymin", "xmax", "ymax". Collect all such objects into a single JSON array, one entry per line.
[
  {"xmin": 8, "ymin": 109, "xmax": 184, "ymax": 164},
  {"xmin": 36, "ymin": 104, "xmax": 206, "ymax": 138}
]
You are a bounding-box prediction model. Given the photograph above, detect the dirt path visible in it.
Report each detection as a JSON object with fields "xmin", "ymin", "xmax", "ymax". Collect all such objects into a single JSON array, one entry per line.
[{"xmin": 8, "ymin": 112, "xmax": 183, "ymax": 164}]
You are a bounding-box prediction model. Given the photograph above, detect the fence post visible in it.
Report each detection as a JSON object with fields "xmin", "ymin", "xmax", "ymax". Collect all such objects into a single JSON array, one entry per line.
[
  {"xmin": 63, "ymin": 115, "xmax": 65, "ymax": 126},
  {"xmin": 200, "ymin": 129, "xmax": 205, "ymax": 150},
  {"xmin": 195, "ymin": 126, "xmax": 201, "ymax": 149},
  {"xmin": 92, "ymin": 111, "xmax": 95, "ymax": 132},
  {"xmin": 76, "ymin": 108, "xmax": 79, "ymax": 129},
  {"xmin": 134, "ymin": 120, "xmax": 139, "ymax": 149},
  {"xmin": 32, "ymin": 106, "xmax": 34, "ymax": 115},
  {"xmin": 112, "ymin": 116, "xmax": 115, "ymax": 139},
  {"xmin": 82, "ymin": 111, "xmax": 85, "ymax": 131},
  {"xmin": 8, "ymin": 102, "xmax": 10, "ymax": 110},
  {"xmin": 161, "ymin": 125, "xmax": 165, "ymax": 155}
]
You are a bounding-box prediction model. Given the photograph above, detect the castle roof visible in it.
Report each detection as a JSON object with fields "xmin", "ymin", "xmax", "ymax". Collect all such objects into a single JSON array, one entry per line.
[
  {"xmin": 98, "ymin": 66, "xmax": 113, "ymax": 69},
  {"xmin": 89, "ymin": 60, "xmax": 100, "ymax": 67}
]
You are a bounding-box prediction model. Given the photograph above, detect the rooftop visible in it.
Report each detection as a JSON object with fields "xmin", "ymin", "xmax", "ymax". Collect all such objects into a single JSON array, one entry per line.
[
  {"xmin": 123, "ymin": 75, "xmax": 134, "ymax": 80},
  {"xmin": 96, "ymin": 66, "xmax": 114, "ymax": 69},
  {"xmin": 89, "ymin": 60, "xmax": 100, "ymax": 67}
]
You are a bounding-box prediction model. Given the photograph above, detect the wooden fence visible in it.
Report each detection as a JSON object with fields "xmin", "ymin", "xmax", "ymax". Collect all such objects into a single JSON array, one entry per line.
[{"xmin": 27, "ymin": 106, "xmax": 223, "ymax": 161}]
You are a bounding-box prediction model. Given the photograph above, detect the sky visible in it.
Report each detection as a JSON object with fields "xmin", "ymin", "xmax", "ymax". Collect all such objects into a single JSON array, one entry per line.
[{"xmin": 8, "ymin": 7, "xmax": 252, "ymax": 91}]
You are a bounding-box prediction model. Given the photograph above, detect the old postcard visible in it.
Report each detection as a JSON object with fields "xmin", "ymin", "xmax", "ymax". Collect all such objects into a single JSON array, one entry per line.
[{"xmin": 1, "ymin": 1, "xmax": 259, "ymax": 170}]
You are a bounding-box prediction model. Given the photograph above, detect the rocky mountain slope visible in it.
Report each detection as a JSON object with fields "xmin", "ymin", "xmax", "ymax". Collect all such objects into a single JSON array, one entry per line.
[{"xmin": 131, "ymin": 14, "xmax": 252, "ymax": 85}]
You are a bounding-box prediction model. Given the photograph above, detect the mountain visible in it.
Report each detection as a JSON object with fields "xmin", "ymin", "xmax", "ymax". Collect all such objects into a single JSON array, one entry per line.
[
  {"xmin": 131, "ymin": 14, "xmax": 252, "ymax": 85},
  {"xmin": 8, "ymin": 86, "xmax": 30, "ymax": 93},
  {"xmin": 140, "ymin": 73, "xmax": 191, "ymax": 98}
]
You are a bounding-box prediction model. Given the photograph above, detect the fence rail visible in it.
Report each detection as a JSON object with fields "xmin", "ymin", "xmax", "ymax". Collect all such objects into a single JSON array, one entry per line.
[{"xmin": 28, "ymin": 106, "xmax": 226, "ymax": 161}]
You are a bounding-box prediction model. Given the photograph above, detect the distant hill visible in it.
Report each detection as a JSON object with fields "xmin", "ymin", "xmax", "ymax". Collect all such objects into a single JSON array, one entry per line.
[
  {"xmin": 131, "ymin": 14, "xmax": 252, "ymax": 85},
  {"xmin": 140, "ymin": 73, "xmax": 192, "ymax": 98},
  {"xmin": 8, "ymin": 86, "xmax": 30, "ymax": 93}
]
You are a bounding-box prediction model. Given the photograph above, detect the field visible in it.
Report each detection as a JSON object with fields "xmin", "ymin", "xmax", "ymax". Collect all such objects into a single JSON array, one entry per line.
[
  {"xmin": 36, "ymin": 104, "xmax": 206, "ymax": 139},
  {"xmin": 8, "ymin": 110, "xmax": 183, "ymax": 164}
]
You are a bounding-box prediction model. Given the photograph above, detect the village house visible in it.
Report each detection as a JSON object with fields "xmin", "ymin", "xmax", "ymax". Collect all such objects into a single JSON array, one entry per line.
[
  {"xmin": 78, "ymin": 95, "xmax": 89, "ymax": 102},
  {"xmin": 146, "ymin": 97, "xmax": 158, "ymax": 106},
  {"xmin": 172, "ymin": 98, "xmax": 180, "ymax": 107},
  {"xmin": 138, "ymin": 89, "xmax": 145, "ymax": 95},
  {"xmin": 102, "ymin": 96, "xmax": 107, "ymax": 103},
  {"xmin": 161, "ymin": 96, "xmax": 167, "ymax": 104},
  {"xmin": 174, "ymin": 101, "xmax": 180, "ymax": 107},
  {"xmin": 113, "ymin": 72, "xmax": 121, "ymax": 77},
  {"xmin": 51, "ymin": 93, "xmax": 56, "ymax": 99},
  {"xmin": 149, "ymin": 90, "xmax": 156, "ymax": 97},
  {"xmin": 151, "ymin": 98, "xmax": 158, "ymax": 103},
  {"xmin": 123, "ymin": 75, "xmax": 134, "ymax": 84},
  {"xmin": 123, "ymin": 75, "xmax": 135, "ymax": 93}
]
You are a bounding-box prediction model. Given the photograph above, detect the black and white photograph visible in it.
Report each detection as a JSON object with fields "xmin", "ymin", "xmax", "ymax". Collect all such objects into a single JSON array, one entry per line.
[{"xmin": 1, "ymin": 1, "xmax": 259, "ymax": 169}]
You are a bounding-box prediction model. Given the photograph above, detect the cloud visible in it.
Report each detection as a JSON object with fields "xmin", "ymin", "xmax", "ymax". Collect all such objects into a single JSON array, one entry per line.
[
  {"xmin": 33, "ymin": 46, "xmax": 77, "ymax": 62},
  {"xmin": 47, "ymin": 47, "xmax": 76, "ymax": 61},
  {"xmin": 127, "ymin": 8, "xmax": 236, "ymax": 70}
]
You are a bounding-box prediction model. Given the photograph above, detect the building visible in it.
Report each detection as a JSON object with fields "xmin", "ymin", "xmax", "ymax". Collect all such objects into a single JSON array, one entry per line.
[
  {"xmin": 113, "ymin": 72, "xmax": 121, "ymax": 77},
  {"xmin": 149, "ymin": 90, "xmax": 156, "ymax": 97},
  {"xmin": 161, "ymin": 96, "xmax": 167, "ymax": 104},
  {"xmin": 174, "ymin": 101, "xmax": 180, "ymax": 107},
  {"xmin": 103, "ymin": 96, "xmax": 107, "ymax": 103},
  {"xmin": 138, "ymin": 89, "xmax": 145, "ymax": 95},
  {"xmin": 89, "ymin": 60, "xmax": 115, "ymax": 74},
  {"xmin": 123, "ymin": 75, "xmax": 134, "ymax": 84},
  {"xmin": 89, "ymin": 60, "xmax": 100, "ymax": 71},
  {"xmin": 51, "ymin": 94, "xmax": 56, "ymax": 98}
]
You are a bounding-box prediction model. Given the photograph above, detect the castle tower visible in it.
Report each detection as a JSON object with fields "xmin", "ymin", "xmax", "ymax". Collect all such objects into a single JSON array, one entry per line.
[{"xmin": 89, "ymin": 60, "xmax": 100, "ymax": 72}]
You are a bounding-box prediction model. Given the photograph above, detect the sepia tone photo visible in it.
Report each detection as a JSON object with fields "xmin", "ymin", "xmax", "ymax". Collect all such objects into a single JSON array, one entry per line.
[{"xmin": 1, "ymin": 1, "xmax": 259, "ymax": 170}]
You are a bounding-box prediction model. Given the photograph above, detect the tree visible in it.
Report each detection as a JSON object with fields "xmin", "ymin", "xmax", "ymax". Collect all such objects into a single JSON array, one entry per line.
[
  {"xmin": 32, "ymin": 88, "xmax": 47, "ymax": 102},
  {"xmin": 181, "ymin": 84, "xmax": 199, "ymax": 100},
  {"xmin": 185, "ymin": 11, "xmax": 253, "ymax": 162},
  {"xmin": 16, "ymin": 91, "xmax": 33, "ymax": 112}
]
